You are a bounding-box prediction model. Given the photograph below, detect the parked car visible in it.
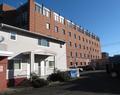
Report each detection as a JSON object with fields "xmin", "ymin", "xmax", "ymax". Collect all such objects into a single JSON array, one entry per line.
[{"xmin": 106, "ymin": 63, "xmax": 120, "ymax": 78}]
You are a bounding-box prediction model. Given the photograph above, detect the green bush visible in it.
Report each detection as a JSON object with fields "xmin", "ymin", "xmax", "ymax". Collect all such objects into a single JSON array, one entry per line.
[
  {"xmin": 31, "ymin": 73, "xmax": 49, "ymax": 88},
  {"xmin": 47, "ymin": 71, "xmax": 71, "ymax": 82}
]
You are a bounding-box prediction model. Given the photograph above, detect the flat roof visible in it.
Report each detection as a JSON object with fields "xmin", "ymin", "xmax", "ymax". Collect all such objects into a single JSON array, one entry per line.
[{"xmin": 0, "ymin": 23, "xmax": 65, "ymax": 43}]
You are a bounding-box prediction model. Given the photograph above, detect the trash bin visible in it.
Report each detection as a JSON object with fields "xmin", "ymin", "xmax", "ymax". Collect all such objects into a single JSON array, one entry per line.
[{"xmin": 70, "ymin": 69, "xmax": 78, "ymax": 78}]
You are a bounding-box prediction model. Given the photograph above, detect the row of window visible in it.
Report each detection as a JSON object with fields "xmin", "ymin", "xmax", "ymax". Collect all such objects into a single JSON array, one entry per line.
[
  {"xmin": 10, "ymin": 32, "xmax": 63, "ymax": 48},
  {"xmin": 70, "ymin": 62, "xmax": 89, "ymax": 66},
  {"xmin": 10, "ymin": 32, "xmax": 50, "ymax": 47},
  {"xmin": 35, "ymin": 3, "xmax": 100, "ymax": 41},
  {"xmin": 70, "ymin": 52, "xmax": 100, "ymax": 59},
  {"xmin": 35, "ymin": 3, "xmax": 65, "ymax": 24},
  {"xmin": 11, "ymin": 31, "xmax": 49, "ymax": 46},
  {"xmin": 46, "ymin": 23, "xmax": 99, "ymax": 47},
  {"xmin": 68, "ymin": 42, "xmax": 99, "ymax": 52},
  {"xmin": 8, "ymin": 59, "xmax": 55, "ymax": 70}
]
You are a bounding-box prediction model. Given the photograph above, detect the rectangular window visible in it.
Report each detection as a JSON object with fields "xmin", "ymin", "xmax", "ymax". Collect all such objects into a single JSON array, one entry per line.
[
  {"xmin": 68, "ymin": 32, "xmax": 71, "ymax": 37},
  {"xmin": 35, "ymin": 4, "xmax": 42, "ymax": 14},
  {"xmin": 43, "ymin": 7, "xmax": 50, "ymax": 17},
  {"xmin": 60, "ymin": 16, "xmax": 65, "ymax": 24},
  {"xmin": 46, "ymin": 23, "xmax": 50, "ymax": 30},
  {"xmin": 10, "ymin": 32, "xmax": 16, "ymax": 40},
  {"xmin": 78, "ymin": 36, "xmax": 81, "ymax": 40},
  {"xmin": 76, "ymin": 62, "xmax": 78, "ymax": 66},
  {"xmin": 49, "ymin": 61, "xmax": 55, "ymax": 68},
  {"xmin": 75, "ymin": 43, "xmax": 77, "ymax": 48},
  {"xmin": 68, "ymin": 41, "xmax": 72, "ymax": 47},
  {"xmin": 8, "ymin": 59, "xmax": 21, "ymax": 70},
  {"xmin": 70, "ymin": 52, "xmax": 72, "ymax": 57},
  {"xmin": 14, "ymin": 59, "xmax": 21, "ymax": 69},
  {"xmin": 75, "ymin": 52, "xmax": 78, "ymax": 57},
  {"xmin": 62, "ymin": 29, "xmax": 65, "ymax": 35},
  {"xmin": 54, "ymin": 26, "xmax": 58, "ymax": 32},
  {"xmin": 54, "ymin": 12, "xmax": 59, "ymax": 22},
  {"xmin": 74, "ymin": 34, "xmax": 76, "ymax": 39},
  {"xmin": 79, "ymin": 44, "xmax": 81, "ymax": 48},
  {"xmin": 38, "ymin": 38, "xmax": 49, "ymax": 47},
  {"xmin": 60, "ymin": 43, "xmax": 62, "ymax": 48}
]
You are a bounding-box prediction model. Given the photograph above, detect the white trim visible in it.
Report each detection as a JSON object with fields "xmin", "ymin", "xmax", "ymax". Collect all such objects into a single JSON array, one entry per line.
[{"xmin": 0, "ymin": 50, "xmax": 13, "ymax": 56}]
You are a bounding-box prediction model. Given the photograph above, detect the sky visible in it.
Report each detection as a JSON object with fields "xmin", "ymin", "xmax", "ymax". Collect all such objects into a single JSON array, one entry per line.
[{"xmin": 0, "ymin": 0, "xmax": 120, "ymax": 56}]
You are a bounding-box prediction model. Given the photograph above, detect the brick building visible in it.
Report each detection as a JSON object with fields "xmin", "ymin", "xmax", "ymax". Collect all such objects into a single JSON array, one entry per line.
[{"xmin": 0, "ymin": 0, "xmax": 101, "ymax": 68}]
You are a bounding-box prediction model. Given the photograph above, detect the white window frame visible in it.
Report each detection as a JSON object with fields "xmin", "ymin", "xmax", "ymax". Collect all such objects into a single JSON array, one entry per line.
[
  {"xmin": 46, "ymin": 23, "xmax": 50, "ymax": 30},
  {"xmin": 54, "ymin": 12, "xmax": 59, "ymax": 22},
  {"xmin": 60, "ymin": 16, "xmax": 64, "ymax": 24}
]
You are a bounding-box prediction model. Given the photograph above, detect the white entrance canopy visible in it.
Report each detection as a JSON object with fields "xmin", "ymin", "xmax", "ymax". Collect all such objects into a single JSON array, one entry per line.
[
  {"xmin": 0, "ymin": 50, "xmax": 13, "ymax": 56},
  {"xmin": 23, "ymin": 49, "xmax": 57, "ymax": 56}
]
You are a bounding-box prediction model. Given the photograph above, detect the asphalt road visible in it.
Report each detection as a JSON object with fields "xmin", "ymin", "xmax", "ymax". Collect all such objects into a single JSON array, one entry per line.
[{"xmin": 10, "ymin": 70, "xmax": 120, "ymax": 95}]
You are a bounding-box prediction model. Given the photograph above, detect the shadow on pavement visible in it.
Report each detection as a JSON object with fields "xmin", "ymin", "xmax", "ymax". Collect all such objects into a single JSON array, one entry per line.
[{"xmin": 64, "ymin": 71, "xmax": 120, "ymax": 94}]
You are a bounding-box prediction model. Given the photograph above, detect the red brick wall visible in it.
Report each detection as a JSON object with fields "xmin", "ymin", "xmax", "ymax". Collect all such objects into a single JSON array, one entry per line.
[
  {"xmin": 0, "ymin": 57, "xmax": 7, "ymax": 92},
  {"xmin": 28, "ymin": 0, "xmax": 102, "ymax": 68}
]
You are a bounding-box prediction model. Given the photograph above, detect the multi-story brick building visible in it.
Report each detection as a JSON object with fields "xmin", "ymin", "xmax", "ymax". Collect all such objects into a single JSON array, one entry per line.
[{"xmin": 0, "ymin": 0, "xmax": 101, "ymax": 68}]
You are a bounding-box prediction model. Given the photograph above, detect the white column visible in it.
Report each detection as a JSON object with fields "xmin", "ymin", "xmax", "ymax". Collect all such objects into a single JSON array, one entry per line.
[{"xmin": 30, "ymin": 52, "xmax": 35, "ymax": 74}]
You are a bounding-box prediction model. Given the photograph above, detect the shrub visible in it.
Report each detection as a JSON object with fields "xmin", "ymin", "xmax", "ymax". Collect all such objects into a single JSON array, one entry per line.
[
  {"xmin": 47, "ymin": 71, "xmax": 71, "ymax": 82},
  {"xmin": 31, "ymin": 73, "xmax": 49, "ymax": 88}
]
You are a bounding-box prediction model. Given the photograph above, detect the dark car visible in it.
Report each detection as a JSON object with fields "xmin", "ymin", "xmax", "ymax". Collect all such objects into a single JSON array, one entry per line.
[{"xmin": 106, "ymin": 63, "xmax": 120, "ymax": 78}]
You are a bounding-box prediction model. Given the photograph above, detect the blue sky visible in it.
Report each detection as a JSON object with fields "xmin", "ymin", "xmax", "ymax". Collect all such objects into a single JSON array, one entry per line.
[{"xmin": 1, "ymin": 0, "xmax": 120, "ymax": 56}]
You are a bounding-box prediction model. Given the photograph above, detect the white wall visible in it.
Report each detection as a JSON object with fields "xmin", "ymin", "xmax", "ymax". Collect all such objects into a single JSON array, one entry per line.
[{"xmin": 0, "ymin": 29, "xmax": 67, "ymax": 79}]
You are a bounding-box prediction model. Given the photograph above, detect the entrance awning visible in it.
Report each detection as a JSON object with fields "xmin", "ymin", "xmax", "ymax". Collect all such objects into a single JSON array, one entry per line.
[
  {"xmin": 0, "ymin": 50, "xmax": 13, "ymax": 57},
  {"xmin": 23, "ymin": 49, "xmax": 57, "ymax": 56}
]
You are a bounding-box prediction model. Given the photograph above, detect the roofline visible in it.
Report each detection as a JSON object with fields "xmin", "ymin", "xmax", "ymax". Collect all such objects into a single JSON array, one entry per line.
[
  {"xmin": 0, "ymin": 23, "xmax": 65, "ymax": 43},
  {"xmin": 0, "ymin": 3, "xmax": 16, "ymax": 10}
]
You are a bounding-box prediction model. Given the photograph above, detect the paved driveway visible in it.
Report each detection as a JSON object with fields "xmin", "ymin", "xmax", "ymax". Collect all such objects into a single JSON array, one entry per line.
[{"xmin": 9, "ymin": 70, "xmax": 120, "ymax": 95}]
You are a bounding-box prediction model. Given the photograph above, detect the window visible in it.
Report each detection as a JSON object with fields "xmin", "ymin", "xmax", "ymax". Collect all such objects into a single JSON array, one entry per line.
[
  {"xmin": 14, "ymin": 59, "xmax": 21, "ymax": 69},
  {"xmin": 83, "ymin": 38, "xmax": 85, "ymax": 42},
  {"xmin": 54, "ymin": 12, "xmax": 59, "ymax": 21},
  {"xmin": 35, "ymin": 4, "xmax": 42, "ymax": 14},
  {"xmin": 38, "ymin": 38, "xmax": 49, "ymax": 47},
  {"xmin": 86, "ymin": 39, "xmax": 88, "ymax": 43},
  {"xmin": 54, "ymin": 26, "xmax": 58, "ymax": 32},
  {"xmin": 84, "ymin": 54, "xmax": 86, "ymax": 58},
  {"xmin": 76, "ymin": 62, "xmax": 78, "ymax": 66},
  {"xmin": 10, "ymin": 32, "xmax": 16, "ymax": 40},
  {"xmin": 62, "ymin": 29, "xmax": 65, "ymax": 35},
  {"xmin": 22, "ymin": 12, "xmax": 27, "ymax": 24},
  {"xmin": 80, "ymin": 62, "xmax": 82, "ymax": 65},
  {"xmin": 60, "ymin": 43, "xmax": 62, "ymax": 48},
  {"xmin": 83, "ymin": 46, "xmax": 85, "ymax": 49},
  {"xmin": 68, "ymin": 32, "xmax": 71, "ymax": 37},
  {"xmin": 70, "ymin": 52, "xmax": 72, "ymax": 57},
  {"xmin": 74, "ymin": 34, "xmax": 76, "ymax": 39},
  {"xmin": 60, "ymin": 16, "xmax": 65, "ymax": 24},
  {"xmin": 46, "ymin": 23, "xmax": 50, "ymax": 30},
  {"xmin": 78, "ymin": 36, "xmax": 81, "ymax": 40},
  {"xmin": 75, "ymin": 52, "xmax": 78, "ymax": 57},
  {"xmin": 43, "ymin": 7, "xmax": 50, "ymax": 17},
  {"xmin": 89, "ymin": 40, "xmax": 91, "ymax": 44},
  {"xmin": 49, "ymin": 61, "xmax": 55, "ymax": 68},
  {"xmin": 79, "ymin": 44, "xmax": 81, "ymax": 48},
  {"xmin": 68, "ymin": 41, "xmax": 72, "ymax": 47},
  {"xmin": 8, "ymin": 59, "xmax": 21, "ymax": 70},
  {"xmin": 75, "ymin": 43, "xmax": 77, "ymax": 48},
  {"xmin": 70, "ymin": 62, "xmax": 73, "ymax": 65}
]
